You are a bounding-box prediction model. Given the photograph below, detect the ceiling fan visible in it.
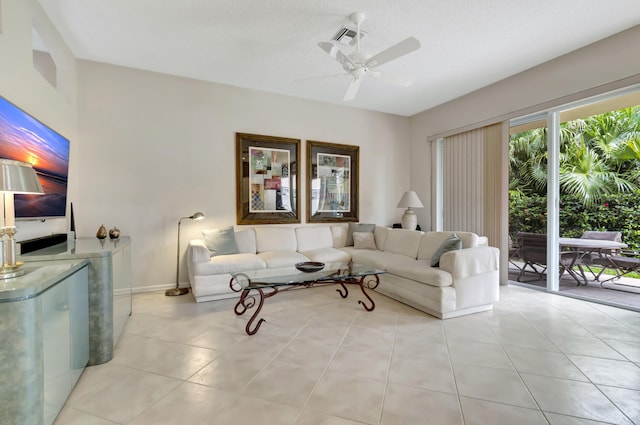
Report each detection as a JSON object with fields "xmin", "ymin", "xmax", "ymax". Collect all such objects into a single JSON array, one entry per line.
[{"xmin": 317, "ymin": 12, "xmax": 421, "ymax": 102}]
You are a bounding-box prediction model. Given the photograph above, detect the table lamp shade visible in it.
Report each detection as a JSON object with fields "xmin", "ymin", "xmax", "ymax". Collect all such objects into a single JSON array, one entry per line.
[
  {"xmin": 396, "ymin": 191, "xmax": 423, "ymax": 208},
  {"xmin": 0, "ymin": 159, "xmax": 44, "ymax": 194},
  {"xmin": 0, "ymin": 159, "xmax": 44, "ymax": 279},
  {"xmin": 396, "ymin": 191, "xmax": 423, "ymax": 230}
]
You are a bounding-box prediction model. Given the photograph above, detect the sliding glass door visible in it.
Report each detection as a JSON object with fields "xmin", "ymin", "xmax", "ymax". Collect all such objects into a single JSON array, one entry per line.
[
  {"xmin": 509, "ymin": 86, "xmax": 640, "ymax": 307},
  {"xmin": 508, "ymin": 114, "xmax": 551, "ymax": 289}
]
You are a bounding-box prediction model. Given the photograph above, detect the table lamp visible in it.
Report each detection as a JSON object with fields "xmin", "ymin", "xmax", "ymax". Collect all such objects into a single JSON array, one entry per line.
[
  {"xmin": 0, "ymin": 159, "xmax": 44, "ymax": 279},
  {"xmin": 166, "ymin": 211, "xmax": 205, "ymax": 296},
  {"xmin": 396, "ymin": 191, "xmax": 423, "ymax": 230}
]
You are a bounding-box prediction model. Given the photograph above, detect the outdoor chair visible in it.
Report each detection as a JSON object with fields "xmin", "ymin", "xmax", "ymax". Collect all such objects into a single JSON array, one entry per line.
[
  {"xmin": 580, "ymin": 231, "xmax": 622, "ymax": 257},
  {"xmin": 593, "ymin": 250, "xmax": 640, "ymax": 283},
  {"xmin": 515, "ymin": 232, "xmax": 546, "ymax": 282},
  {"xmin": 515, "ymin": 232, "xmax": 580, "ymax": 284},
  {"xmin": 508, "ymin": 235, "xmax": 522, "ymax": 272},
  {"xmin": 580, "ymin": 230, "xmax": 623, "ymax": 279}
]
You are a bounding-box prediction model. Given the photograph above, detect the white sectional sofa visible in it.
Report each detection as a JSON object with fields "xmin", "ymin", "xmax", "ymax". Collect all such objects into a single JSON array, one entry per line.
[{"xmin": 187, "ymin": 225, "xmax": 499, "ymax": 319}]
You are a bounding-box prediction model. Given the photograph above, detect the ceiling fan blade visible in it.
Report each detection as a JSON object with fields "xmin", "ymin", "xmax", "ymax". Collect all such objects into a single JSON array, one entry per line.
[
  {"xmin": 370, "ymin": 70, "xmax": 415, "ymax": 87},
  {"xmin": 343, "ymin": 77, "xmax": 363, "ymax": 102},
  {"xmin": 318, "ymin": 41, "xmax": 355, "ymax": 69},
  {"xmin": 365, "ymin": 37, "xmax": 421, "ymax": 68}
]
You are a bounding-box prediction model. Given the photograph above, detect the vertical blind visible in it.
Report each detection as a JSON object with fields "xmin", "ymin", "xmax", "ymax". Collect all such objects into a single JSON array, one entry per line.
[
  {"xmin": 442, "ymin": 122, "xmax": 506, "ymax": 251},
  {"xmin": 442, "ymin": 128, "xmax": 485, "ymax": 235}
]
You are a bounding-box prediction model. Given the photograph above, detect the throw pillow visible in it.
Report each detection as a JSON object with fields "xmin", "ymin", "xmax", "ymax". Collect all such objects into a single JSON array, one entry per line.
[
  {"xmin": 202, "ymin": 226, "xmax": 239, "ymax": 257},
  {"xmin": 431, "ymin": 233, "xmax": 462, "ymax": 267},
  {"xmin": 353, "ymin": 232, "xmax": 377, "ymax": 250},
  {"xmin": 346, "ymin": 222, "xmax": 376, "ymax": 246}
]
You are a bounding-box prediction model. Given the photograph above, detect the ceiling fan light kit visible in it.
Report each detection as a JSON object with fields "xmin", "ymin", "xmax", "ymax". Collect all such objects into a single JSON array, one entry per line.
[
  {"xmin": 317, "ymin": 12, "xmax": 421, "ymax": 102},
  {"xmin": 331, "ymin": 27, "xmax": 366, "ymax": 46}
]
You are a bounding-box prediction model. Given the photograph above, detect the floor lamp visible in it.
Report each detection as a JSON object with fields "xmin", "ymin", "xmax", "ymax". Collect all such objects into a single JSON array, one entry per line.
[
  {"xmin": 165, "ymin": 211, "xmax": 205, "ymax": 296},
  {"xmin": 0, "ymin": 159, "xmax": 44, "ymax": 279}
]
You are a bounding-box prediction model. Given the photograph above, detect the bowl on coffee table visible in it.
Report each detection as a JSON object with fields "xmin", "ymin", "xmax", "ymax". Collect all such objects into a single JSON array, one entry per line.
[{"xmin": 295, "ymin": 262, "xmax": 325, "ymax": 272}]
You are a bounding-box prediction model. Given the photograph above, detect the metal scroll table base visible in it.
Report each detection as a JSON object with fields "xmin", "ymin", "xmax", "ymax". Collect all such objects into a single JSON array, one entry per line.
[{"xmin": 229, "ymin": 274, "xmax": 380, "ymax": 335}]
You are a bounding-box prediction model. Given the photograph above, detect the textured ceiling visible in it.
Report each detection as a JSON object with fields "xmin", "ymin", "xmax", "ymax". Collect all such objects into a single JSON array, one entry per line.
[{"xmin": 38, "ymin": 0, "xmax": 640, "ymax": 116}]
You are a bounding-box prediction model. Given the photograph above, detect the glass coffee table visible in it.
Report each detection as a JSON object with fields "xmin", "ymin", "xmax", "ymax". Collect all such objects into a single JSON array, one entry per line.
[{"xmin": 229, "ymin": 261, "xmax": 384, "ymax": 335}]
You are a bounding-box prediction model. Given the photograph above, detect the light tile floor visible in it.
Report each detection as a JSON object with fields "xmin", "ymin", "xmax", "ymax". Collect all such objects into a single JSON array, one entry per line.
[{"xmin": 53, "ymin": 284, "xmax": 640, "ymax": 425}]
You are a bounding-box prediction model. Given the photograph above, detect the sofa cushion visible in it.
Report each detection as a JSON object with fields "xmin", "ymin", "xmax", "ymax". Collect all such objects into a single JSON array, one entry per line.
[
  {"xmin": 235, "ymin": 229, "xmax": 257, "ymax": 254},
  {"xmin": 386, "ymin": 260, "xmax": 453, "ymax": 287},
  {"xmin": 330, "ymin": 225, "xmax": 348, "ymax": 248},
  {"xmin": 341, "ymin": 247, "xmax": 387, "ymax": 270},
  {"xmin": 296, "ymin": 226, "xmax": 333, "ymax": 251},
  {"xmin": 417, "ymin": 231, "xmax": 478, "ymax": 261},
  {"xmin": 431, "ymin": 234, "xmax": 462, "ymax": 267},
  {"xmin": 257, "ymin": 250, "xmax": 310, "ymax": 268},
  {"xmin": 299, "ymin": 248, "xmax": 351, "ymax": 263},
  {"xmin": 383, "ymin": 229, "xmax": 423, "ymax": 259},
  {"xmin": 353, "ymin": 232, "xmax": 377, "ymax": 250},
  {"xmin": 346, "ymin": 223, "xmax": 376, "ymax": 246},
  {"xmin": 192, "ymin": 253, "xmax": 265, "ymax": 275},
  {"xmin": 202, "ymin": 226, "xmax": 239, "ymax": 257},
  {"xmin": 374, "ymin": 226, "xmax": 389, "ymax": 250},
  {"xmin": 255, "ymin": 227, "xmax": 297, "ymax": 252},
  {"xmin": 342, "ymin": 247, "xmax": 415, "ymax": 271},
  {"xmin": 456, "ymin": 232, "xmax": 479, "ymax": 249}
]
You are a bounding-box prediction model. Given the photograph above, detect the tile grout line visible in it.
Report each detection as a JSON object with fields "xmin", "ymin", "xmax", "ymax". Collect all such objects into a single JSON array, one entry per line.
[
  {"xmin": 178, "ymin": 289, "xmax": 331, "ymax": 424},
  {"xmin": 562, "ymin": 307, "xmax": 639, "ymax": 425},
  {"xmin": 516, "ymin": 291, "xmax": 607, "ymax": 418},
  {"xmin": 503, "ymin": 289, "xmax": 633, "ymax": 424},
  {"xmin": 291, "ymin": 309, "xmax": 358, "ymax": 424},
  {"xmin": 442, "ymin": 320, "xmax": 468, "ymax": 425},
  {"xmin": 56, "ymin": 286, "xmax": 640, "ymax": 425},
  {"xmin": 495, "ymin": 301, "xmax": 556, "ymax": 424},
  {"xmin": 375, "ymin": 312, "xmax": 400, "ymax": 425}
]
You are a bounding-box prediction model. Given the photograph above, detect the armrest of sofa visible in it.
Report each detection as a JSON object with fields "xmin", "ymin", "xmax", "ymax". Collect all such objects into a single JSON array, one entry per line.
[
  {"xmin": 188, "ymin": 239, "xmax": 210, "ymax": 263},
  {"xmin": 439, "ymin": 246, "xmax": 499, "ymax": 279}
]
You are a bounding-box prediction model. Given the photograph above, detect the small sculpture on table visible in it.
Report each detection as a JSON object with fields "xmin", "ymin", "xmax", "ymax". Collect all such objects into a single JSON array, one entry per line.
[
  {"xmin": 96, "ymin": 224, "xmax": 107, "ymax": 239},
  {"xmin": 109, "ymin": 226, "xmax": 121, "ymax": 239}
]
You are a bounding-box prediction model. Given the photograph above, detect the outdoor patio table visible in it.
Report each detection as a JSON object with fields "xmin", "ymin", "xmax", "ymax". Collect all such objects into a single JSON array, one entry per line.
[{"xmin": 559, "ymin": 238, "xmax": 627, "ymax": 285}]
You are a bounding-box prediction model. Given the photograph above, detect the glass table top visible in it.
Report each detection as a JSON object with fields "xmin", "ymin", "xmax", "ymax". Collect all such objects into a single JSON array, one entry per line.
[{"xmin": 230, "ymin": 261, "xmax": 384, "ymax": 290}]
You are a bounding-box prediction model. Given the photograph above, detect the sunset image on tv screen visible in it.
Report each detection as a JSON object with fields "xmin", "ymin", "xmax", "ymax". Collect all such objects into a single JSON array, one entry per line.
[{"xmin": 0, "ymin": 96, "xmax": 70, "ymax": 218}]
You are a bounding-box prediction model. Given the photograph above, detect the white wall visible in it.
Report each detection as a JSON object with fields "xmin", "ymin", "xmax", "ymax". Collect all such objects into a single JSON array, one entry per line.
[
  {"xmin": 0, "ymin": 0, "xmax": 77, "ymax": 240},
  {"xmin": 76, "ymin": 61, "xmax": 411, "ymax": 291},
  {"xmin": 410, "ymin": 25, "xmax": 640, "ymax": 230},
  {"xmin": 6, "ymin": 1, "xmax": 638, "ymax": 293},
  {"xmin": 1, "ymin": 0, "xmax": 410, "ymax": 292}
]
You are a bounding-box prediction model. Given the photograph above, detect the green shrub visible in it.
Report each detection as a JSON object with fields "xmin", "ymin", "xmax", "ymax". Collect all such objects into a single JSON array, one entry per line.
[{"xmin": 510, "ymin": 191, "xmax": 640, "ymax": 249}]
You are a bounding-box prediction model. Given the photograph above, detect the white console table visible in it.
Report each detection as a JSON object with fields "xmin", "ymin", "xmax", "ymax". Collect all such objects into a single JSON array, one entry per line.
[
  {"xmin": 0, "ymin": 260, "xmax": 89, "ymax": 425},
  {"xmin": 20, "ymin": 237, "xmax": 132, "ymax": 365}
]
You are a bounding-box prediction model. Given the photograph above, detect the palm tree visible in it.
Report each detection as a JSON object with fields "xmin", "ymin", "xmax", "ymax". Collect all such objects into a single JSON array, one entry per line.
[
  {"xmin": 509, "ymin": 106, "xmax": 640, "ymax": 206},
  {"xmin": 509, "ymin": 127, "xmax": 548, "ymax": 196},
  {"xmin": 559, "ymin": 143, "xmax": 635, "ymax": 206},
  {"xmin": 599, "ymin": 107, "xmax": 640, "ymax": 182}
]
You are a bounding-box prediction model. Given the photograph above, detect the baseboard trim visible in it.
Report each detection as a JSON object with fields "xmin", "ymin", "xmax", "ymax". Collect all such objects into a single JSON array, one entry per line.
[{"xmin": 132, "ymin": 283, "xmax": 191, "ymax": 294}]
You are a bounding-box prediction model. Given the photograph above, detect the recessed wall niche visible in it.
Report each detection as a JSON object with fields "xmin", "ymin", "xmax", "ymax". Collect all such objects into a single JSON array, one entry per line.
[{"xmin": 32, "ymin": 24, "xmax": 57, "ymax": 89}]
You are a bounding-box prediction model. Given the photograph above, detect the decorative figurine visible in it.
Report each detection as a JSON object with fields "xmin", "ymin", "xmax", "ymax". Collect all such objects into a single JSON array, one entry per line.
[
  {"xmin": 109, "ymin": 226, "xmax": 121, "ymax": 239},
  {"xmin": 96, "ymin": 224, "xmax": 107, "ymax": 239}
]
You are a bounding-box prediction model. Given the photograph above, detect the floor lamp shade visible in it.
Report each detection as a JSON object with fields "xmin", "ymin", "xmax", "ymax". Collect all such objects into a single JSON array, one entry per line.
[
  {"xmin": 396, "ymin": 191, "xmax": 423, "ymax": 230},
  {"xmin": 166, "ymin": 211, "xmax": 205, "ymax": 296},
  {"xmin": 0, "ymin": 159, "xmax": 44, "ymax": 279}
]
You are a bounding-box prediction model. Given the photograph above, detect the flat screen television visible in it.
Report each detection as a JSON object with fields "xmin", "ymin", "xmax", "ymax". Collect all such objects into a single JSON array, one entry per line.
[{"xmin": 0, "ymin": 96, "xmax": 70, "ymax": 219}]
